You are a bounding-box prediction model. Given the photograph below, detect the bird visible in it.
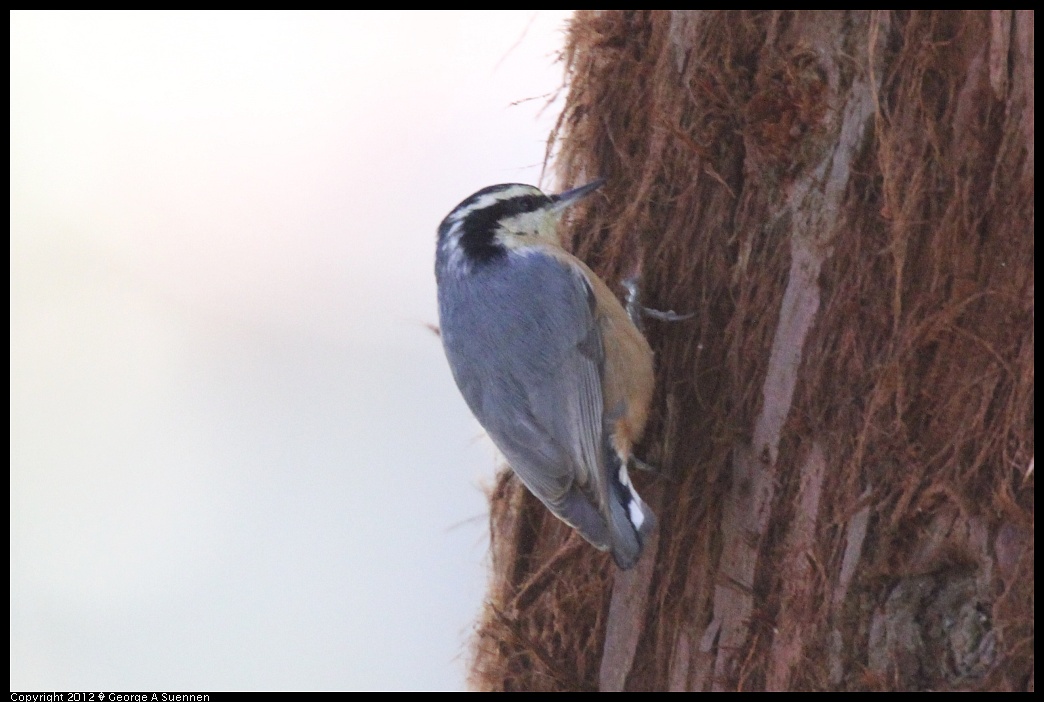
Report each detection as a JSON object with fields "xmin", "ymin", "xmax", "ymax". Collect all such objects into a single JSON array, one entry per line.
[{"xmin": 435, "ymin": 179, "xmax": 656, "ymax": 569}]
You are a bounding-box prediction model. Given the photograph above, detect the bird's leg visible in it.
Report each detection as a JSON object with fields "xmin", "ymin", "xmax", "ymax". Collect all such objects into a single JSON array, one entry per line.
[
  {"xmin": 621, "ymin": 275, "xmax": 694, "ymax": 330},
  {"xmin": 622, "ymin": 276, "xmax": 645, "ymax": 331},
  {"xmin": 632, "ymin": 456, "xmax": 658, "ymax": 473}
]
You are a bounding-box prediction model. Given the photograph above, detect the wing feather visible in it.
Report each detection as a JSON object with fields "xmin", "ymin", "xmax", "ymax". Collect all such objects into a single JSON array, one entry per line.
[{"xmin": 438, "ymin": 245, "xmax": 617, "ymax": 549}]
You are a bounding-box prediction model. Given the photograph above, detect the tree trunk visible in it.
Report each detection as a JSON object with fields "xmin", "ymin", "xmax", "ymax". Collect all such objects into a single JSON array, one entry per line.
[{"xmin": 469, "ymin": 11, "xmax": 1033, "ymax": 691}]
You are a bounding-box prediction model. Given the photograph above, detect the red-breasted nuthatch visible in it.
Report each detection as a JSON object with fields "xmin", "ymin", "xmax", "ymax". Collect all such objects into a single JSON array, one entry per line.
[{"xmin": 435, "ymin": 180, "xmax": 656, "ymax": 569}]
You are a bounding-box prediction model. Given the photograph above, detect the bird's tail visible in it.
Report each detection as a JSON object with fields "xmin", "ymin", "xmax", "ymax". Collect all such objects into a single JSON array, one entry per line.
[
  {"xmin": 605, "ymin": 454, "xmax": 656, "ymax": 570},
  {"xmin": 542, "ymin": 452, "xmax": 656, "ymax": 570}
]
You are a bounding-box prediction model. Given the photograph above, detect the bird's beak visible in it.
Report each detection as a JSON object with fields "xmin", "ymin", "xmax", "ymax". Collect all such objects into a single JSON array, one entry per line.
[{"xmin": 552, "ymin": 178, "xmax": 606, "ymax": 212}]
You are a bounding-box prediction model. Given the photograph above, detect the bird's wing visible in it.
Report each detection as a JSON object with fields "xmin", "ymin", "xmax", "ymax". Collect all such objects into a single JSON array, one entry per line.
[
  {"xmin": 486, "ymin": 248, "xmax": 610, "ymax": 516},
  {"xmin": 440, "ymin": 245, "xmax": 613, "ymax": 528}
]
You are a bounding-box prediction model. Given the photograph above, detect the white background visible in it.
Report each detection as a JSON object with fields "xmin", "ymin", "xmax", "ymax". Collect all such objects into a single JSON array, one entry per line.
[{"xmin": 11, "ymin": 10, "xmax": 574, "ymax": 690}]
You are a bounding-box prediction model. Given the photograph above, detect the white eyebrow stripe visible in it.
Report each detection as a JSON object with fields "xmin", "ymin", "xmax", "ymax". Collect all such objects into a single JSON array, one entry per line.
[{"xmin": 449, "ymin": 185, "xmax": 541, "ymax": 221}]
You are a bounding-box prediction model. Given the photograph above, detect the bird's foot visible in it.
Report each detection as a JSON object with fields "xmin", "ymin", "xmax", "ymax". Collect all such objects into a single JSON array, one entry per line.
[{"xmin": 622, "ymin": 276, "xmax": 694, "ymax": 329}]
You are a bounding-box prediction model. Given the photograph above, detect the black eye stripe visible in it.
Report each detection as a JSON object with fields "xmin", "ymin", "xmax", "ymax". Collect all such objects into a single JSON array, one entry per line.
[{"xmin": 502, "ymin": 193, "xmax": 551, "ymax": 218}]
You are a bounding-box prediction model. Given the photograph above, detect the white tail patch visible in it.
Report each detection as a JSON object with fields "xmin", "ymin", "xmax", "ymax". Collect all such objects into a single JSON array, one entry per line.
[
  {"xmin": 628, "ymin": 498, "xmax": 645, "ymax": 531},
  {"xmin": 618, "ymin": 465, "xmax": 646, "ymax": 530}
]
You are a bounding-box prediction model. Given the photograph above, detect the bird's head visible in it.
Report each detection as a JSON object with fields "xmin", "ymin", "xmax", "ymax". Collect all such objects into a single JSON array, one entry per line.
[{"xmin": 436, "ymin": 179, "xmax": 605, "ymax": 273}]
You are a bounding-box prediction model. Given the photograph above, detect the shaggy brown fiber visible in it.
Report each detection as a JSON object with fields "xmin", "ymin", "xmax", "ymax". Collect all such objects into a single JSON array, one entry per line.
[{"xmin": 468, "ymin": 11, "xmax": 1033, "ymax": 691}]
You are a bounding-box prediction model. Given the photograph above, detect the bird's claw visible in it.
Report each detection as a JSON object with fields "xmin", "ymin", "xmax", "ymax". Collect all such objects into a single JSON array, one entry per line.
[{"xmin": 622, "ymin": 275, "xmax": 693, "ymax": 328}]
